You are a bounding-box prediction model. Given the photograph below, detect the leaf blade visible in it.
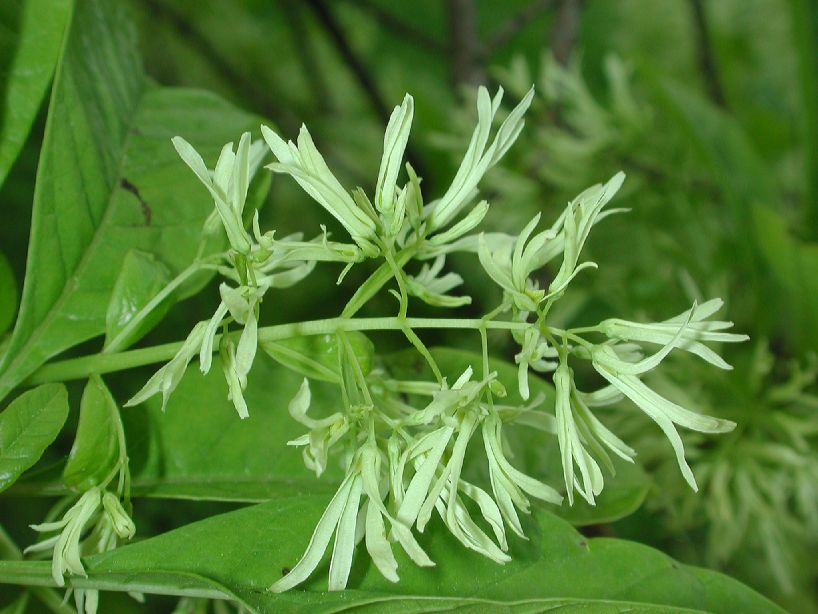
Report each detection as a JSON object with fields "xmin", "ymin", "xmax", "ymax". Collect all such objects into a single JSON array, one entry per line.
[{"xmin": 0, "ymin": 383, "xmax": 68, "ymax": 493}]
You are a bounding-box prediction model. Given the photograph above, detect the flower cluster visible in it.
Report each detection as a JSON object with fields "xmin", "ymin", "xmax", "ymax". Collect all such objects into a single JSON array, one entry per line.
[
  {"xmin": 25, "ymin": 488, "xmax": 135, "ymax": 613},
  {"xmin": 127, "ymin": 84, "xmax": 747, "ymax": 592},
  {"xmin": 622, "ymin": 345, "xmax": 818, "ymax": 593}
]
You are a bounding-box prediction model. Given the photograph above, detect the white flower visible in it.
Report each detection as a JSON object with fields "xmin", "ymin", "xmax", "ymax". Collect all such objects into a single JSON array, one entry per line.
[
  {"xmin": 25, "ymin": 489, "xmax": 135, "ymax": 591},
  {"xmin": 554, "ymin": 361, "xmax": 636, "ymax": 506},
  {"xmin": 427, "ymin": 86, "xmax": 534, "ymax": 232},
  {"xmin": 376, "ymin": 94, "xmax": 414, "ymax": 236},
  {"xmin": 477, "ymin": 213, "xmax": 560, "ymax": 311},
  {"xmin": 270, "ymin": 443, "xmax": 433, "ymax": 592},
  {"xmin": 394, "ymin": 412, "xmax": 509, "ymax": 564},
  {"xmin": 261, "ymin": 124, "xmax": 379, "ymax": 255},
  {"xmin": 591, "ymin": 343, "xmax": 735, "ymax": 490},
  {"xmin": 172, "ymin": 133, "xmax": 266, "ymax": 254},
  {"xmin": 548, "ymin": 172, "xmax": 625, "ymax": 299},
  {"xmin": 599, "ymin": 298, "xmax": 749, "ymax": 369},
  {"xmin": 74, "ymin": 588, "xmax": 99, "ymax": 614},
  {"xmin": 125, "ymin": 321, "xmax": 208, "ymax": 411},
  {"xmin": 102, "ymin": 492, "xmax": 136, "ymax": 540},
  {"xmin": 482, "ymin": 413, "xmax": 563, "ymax": 538},
  {"xmin": 26, "ymin": 488, "xmax": 102, "ymax": 586},
  {"xmin": 555, "ymin": 362, "xmax": 603, "ymax": 505},
  {"xmin": 421, "ymin": 200, "xmax": 489, "ymax": 253},
  {"xmin": 513, "ymin": 326, "xmax": 558, "ymax": 400},
  {"xmin": 405, "ymin": 255, "xmax": 471, "ymax": 308},
  {"xmin": 286, "ymin": 379, "xmax": 349, "ymax": 476}
]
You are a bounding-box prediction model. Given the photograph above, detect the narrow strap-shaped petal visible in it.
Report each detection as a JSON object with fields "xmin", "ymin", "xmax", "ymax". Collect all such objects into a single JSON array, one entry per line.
[
  {"xmin": 269, "ymin": 474, "xmax": 355, "ymax": 592},
  {"xmin": 328, "ymin": 475, "xmax": 363, "ymax": 590},
  {"xmin": 396, "ymin": 426, "xmax": 454, "ymax": 527}
]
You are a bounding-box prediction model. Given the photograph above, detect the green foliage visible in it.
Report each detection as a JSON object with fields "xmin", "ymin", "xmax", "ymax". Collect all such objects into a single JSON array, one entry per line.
[
  {"xmin": 62, "ymin": 376, "xmax": 122, "ymax": 492},
  {"xmin": 0, "ymin": 500, "xmax": 785, "ymax": 613},
  {"xmin": 0, "ymin": 1, "xmax": 812, "ymax": 613},
  {"xmin": 0, "ymin": 0, "xmax": 267, "ymax": 401},
  {"xmin": 0, "ymin": 383, "xmax": 67, "ymax": 493},
  {"xmin": 0, "ymin": 0, "xmax": 72, "ymax": 189},
  {"xmin": 446, "ymin": 26, "xmax": 818, "ymax": 609}
]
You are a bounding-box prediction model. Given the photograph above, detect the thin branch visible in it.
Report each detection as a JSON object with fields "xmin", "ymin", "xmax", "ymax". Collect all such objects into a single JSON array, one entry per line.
[
  {"xmin": 142, "ymin": 0, "xmax": 299, "ymax": 131},
  {"xmin": 447, "ymin": 0, "xmax": 486, "ymax": 87},
  {"xmin": 688, "ymin": 0, "xmax": 727, "ymax": 107},
  {"xmin": 483, "ymin": 0, "xmax": 554, "ymax": 58},
  {"xmin": 549, "ymin": 0, "xmax": 583, "ymax": 65},
  {"xmin": 25, "ymin": 317, "xmax": 532, "ymax": 385},
  {"xmin": 342, "ymin": 0, "xmax": 446, "ymax": 53},
  {"xmin": 304, "ymin": 0, "xmax": 429, "ymax": 180}
]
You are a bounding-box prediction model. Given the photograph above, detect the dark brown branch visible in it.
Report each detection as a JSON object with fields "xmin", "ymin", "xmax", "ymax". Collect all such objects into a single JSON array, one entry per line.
[
  {"xmin": 141, "ymin": 0, "xmax": 299, "ymax": 131},
  {"xmin": 448, "ymin": 0, "xmax": 486, "ymax": 88},
  {"xmin": 483, "ymin": 0, "xmax": 554, "ymax": 58},
  {"xmin": 688, "ymin": 0, "xmax": 727, "ymax": 107},
  {"xmin": 343, "ymin": 0, "xmax": 446, "ymax": 53},
  {"xmin": 549, "ymin": 0, "xmax": 583, "ymax": 65}
]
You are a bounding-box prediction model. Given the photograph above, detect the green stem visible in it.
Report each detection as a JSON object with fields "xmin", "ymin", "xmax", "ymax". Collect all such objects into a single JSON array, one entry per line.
[
  {"xmin": 383, "ymin": 248, "xmax": 410, "ymax": 319},
  {"xmin": 0, "ymin": 560, "xmax": 227, "ymax": 600},
  {"xmin": 24, "ymin": 317, "xmax": 529, "ymax": 385},
  {"xmin": 401, "ymin": 325, "xmax": 443, "ymax": 383},
  {"xmin": 0, "ymin": 527, "xmax": 76, "ymax": 614}
]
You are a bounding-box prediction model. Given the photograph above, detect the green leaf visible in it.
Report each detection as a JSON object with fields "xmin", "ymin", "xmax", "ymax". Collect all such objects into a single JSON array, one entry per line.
[
  {"xmin": 384, "ymin": 347, "xmax": 651, "ymax": 527},
  {"xmin": 62, "ymin": 375, "xmax": 120, "ymax": 492},
  {"xmin": 0, "ymin": 252, "xmax": 16, "ymax": 335},
  {"xmin": 0, "ymin": 0, "xmax": 269, "ymax": 401},
  {"xmin": 261, "ymin": 331, "xmax": 374, "ymax": 384},
  {"xmin": 0, "ymin": 383, "xmax": 67, "ymax": 493},
  {"xmin": 0, "ymin": 498, "xmax": 778, "ymax": 613},
  {"xmin": 0, "ymin": 0, "xmax": 73, "ymax": 189},
  {"xmin": 103, "ymin": 250, "xmax": 172, "ymax": 353},
  {"xmin": 122, "ymin": 352, "xmax": 342, "ymax": 501}
]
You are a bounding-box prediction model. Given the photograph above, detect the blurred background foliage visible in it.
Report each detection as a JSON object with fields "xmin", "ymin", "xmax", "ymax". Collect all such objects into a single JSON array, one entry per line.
[{"xmin": 1, "ymin": 0, "xmax": 816, "ymax": 611}]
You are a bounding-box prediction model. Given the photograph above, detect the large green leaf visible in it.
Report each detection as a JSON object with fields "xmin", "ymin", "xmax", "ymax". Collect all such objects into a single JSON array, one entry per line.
[
  {"xmin": 0, "ymin": 0, "xmax": 268, "ymax": 401},
  {"xmin": 0, "ymin": 497, "xmax": 780, "ymax": 613},
  {"xmin": 0, "ymin": 0, "xmax": 73, "ymax": 189},
  {"xmin": 0, "ymin": 383, "xmax": 67, "ymax": 493}
]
